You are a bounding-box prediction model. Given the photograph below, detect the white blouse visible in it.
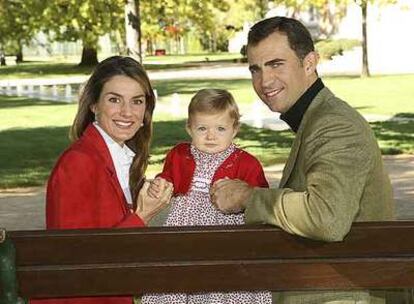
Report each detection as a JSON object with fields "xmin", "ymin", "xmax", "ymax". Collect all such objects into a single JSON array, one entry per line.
[{"xmin": 93, "ymin": 122, "xmax": 135, "ymax": 206}]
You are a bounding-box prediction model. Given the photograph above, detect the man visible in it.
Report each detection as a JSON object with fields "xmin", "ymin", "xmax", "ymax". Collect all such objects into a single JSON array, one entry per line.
[{"xmin": 211, "ymin": 16, "xmax": 394, "ymax": 303}]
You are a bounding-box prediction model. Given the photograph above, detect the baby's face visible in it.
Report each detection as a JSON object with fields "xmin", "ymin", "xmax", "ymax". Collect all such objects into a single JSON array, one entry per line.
[{"xmin": 187, "ymin": 111, "xmax": 238, "ymax": 154}]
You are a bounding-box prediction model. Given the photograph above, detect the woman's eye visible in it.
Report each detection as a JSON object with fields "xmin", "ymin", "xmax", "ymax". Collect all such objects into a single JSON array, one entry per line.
[
  {"xmin": 108, "ymin": 97, "xmax": 120, "ymax": 103},
  {"xmin": 132, "ymin": 99, "xmax": 144, "ymax": 105}
]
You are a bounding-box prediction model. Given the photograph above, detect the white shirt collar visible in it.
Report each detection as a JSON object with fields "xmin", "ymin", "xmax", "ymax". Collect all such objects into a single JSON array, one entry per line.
[{"xmin": 93, "ymin": 122, "xmax": 135, "ymax": 205}]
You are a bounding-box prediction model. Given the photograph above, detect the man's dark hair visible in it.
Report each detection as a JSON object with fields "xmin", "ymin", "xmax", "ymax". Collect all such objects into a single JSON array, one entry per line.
[{"xmin": 247, "ymin": 16, "xmax": 315, "ymax": 61}]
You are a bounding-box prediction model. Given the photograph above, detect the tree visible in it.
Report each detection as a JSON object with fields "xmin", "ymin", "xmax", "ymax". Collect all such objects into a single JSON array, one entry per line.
[
  {"xmin": 125, "ymin": 0, "xmax": 142, "ymax": 62},
  {"xmin": 358, "ymin": 0, "xmax": 370, "ymax": 76},
  {"xmin": 42, "ymin": 0, "xmax": 125, "ymax": 66},
  {"xmin": 0, "ymin": 0, "xmax": 45, "ymax": 64},
  {"xmin": 353, "ymin": 0, "xmax": 397, "ymax": 77},
  {"xmin": 139, "ymin": 0, "xmax": 231, "ymax": 54}
]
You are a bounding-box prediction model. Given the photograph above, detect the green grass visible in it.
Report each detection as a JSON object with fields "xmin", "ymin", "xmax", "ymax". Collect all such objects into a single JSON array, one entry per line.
[
  {"xmin": 324, "ymin": 74, "xmax": 414, "ymax": 115},
  {"xmin": 153, "ymin": 74, "xmax": 414, "ymax": 117},
  {"xmin": 1, "ymin": 90, "xmax": 413, "ymax": 188},
  {"xmin": 0, "ymin": 95, "xmax": 293, "ymax": 188},
  {"xmin": 1, "ymin": 63, "xmax": 414, "ymax": 188},
  {"xmin": 0, "ymin": 53, "xmax": 243, "ymax": 79}
]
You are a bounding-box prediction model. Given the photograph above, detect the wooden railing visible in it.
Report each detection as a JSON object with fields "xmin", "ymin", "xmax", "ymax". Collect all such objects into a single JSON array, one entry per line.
[{"xmin": 1, "ymin": 221, "xmax": 414, "ymax": 302}]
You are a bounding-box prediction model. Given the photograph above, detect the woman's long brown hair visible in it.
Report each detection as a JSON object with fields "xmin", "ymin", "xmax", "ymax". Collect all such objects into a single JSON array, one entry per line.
[{"xmin": 70, "ymin": 56, "xmax": 155, "ymax": 203}]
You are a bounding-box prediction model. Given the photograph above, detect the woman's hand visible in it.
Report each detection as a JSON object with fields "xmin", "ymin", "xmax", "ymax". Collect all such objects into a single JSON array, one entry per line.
[{"xmin": 135, "ymin": 179, "xmax": 173, "ymax": 224}]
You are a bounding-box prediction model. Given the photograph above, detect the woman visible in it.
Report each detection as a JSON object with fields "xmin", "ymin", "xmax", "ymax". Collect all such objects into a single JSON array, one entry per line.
[{"xmin": 32, "ymin": 56, "xmax": 171, "ymax": 304}]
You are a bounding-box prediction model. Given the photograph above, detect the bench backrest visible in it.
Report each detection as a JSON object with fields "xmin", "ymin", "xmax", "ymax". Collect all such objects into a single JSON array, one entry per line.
[{"xmin": 1, "ymin": 221, "xmax": 414, "ymax": 299}]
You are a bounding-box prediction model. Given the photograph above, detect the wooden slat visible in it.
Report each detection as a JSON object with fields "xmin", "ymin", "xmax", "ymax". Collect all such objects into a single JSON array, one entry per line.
[
  {"xmin": 18, "ymin": 259, "xmax": 414, "ymax": 298},
  {"xmin": 1, "ymin": 221, "xmax": 414, "ymax": 298},
  {"xmin": 9, "ymin": 221, "xmax": 414, "ymax": 265}
]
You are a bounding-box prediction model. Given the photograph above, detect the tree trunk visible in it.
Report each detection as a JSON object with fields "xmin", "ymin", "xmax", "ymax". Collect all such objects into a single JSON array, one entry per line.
[
  {"xmin": 0, "ymin": 50, "xmax": 6, "ymax": 66},
  {"xmin": 124, "ymin": 0, "xmax": 142, "ymax": 62},
  {"xmin": 361, "ymin": 0, "xmax": 370, "ymax": 77},
  {"xmin": 16, "ymin": 42, "xmax": 23, "ymax": 63},
  {"xmin": 79, "ymin": 47, "xmax": 98, "ymax": 66}
]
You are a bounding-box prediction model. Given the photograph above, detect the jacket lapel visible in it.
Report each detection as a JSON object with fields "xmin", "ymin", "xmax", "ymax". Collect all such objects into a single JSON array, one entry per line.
[
  {"xmin": 279, "ymin": 88, "xmax": 330, "ymax": 188},
  {"xmin": 83, "ymin": 125, "xmax": 128, "ymax": 206},
  {"xmin": 279, "ymin": 130, "xmax": 302, "ymax": 188}
]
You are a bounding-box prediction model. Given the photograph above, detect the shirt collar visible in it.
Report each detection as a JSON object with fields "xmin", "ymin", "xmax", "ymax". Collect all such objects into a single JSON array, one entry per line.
[
  {"xmin": 280, "ymin": 78, "xmax": 324, "ymax": 133},
  {"xmin": 93, "ymin": 122, "xmax": 135, "ymax": 162}
]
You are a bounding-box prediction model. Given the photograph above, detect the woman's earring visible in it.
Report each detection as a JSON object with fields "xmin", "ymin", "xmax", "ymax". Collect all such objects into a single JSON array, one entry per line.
[
  {"xmin": 140, "ymin": 122, "xmax": 144, "ymax": 127},
  {"xmin": 94, "ymin": 112, "xmax": 98, "ymax": 122}
]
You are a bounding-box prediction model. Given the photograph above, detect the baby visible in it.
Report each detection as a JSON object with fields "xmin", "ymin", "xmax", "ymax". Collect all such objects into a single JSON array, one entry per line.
[{"xmin": 142, "ymin": 88, "xmax": 271, "ymax": 303}]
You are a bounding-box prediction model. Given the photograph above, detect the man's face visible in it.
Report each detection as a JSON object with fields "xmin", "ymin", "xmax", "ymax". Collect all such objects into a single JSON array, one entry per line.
[{"xmin": 247, "ymin": 31, "xmax": 315, "ymax": 114}]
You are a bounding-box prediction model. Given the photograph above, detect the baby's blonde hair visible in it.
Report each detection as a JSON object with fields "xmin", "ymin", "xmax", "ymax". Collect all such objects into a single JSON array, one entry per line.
[{"xmin": 188, "ymin": 89, "xmax": 240, "ymax": 127}]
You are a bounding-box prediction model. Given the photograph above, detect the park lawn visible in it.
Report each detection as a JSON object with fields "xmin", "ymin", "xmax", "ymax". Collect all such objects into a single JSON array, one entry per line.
[
  {"xmin": 153, "ymin": 74, "xmax": 414, "ymax": 117},
  {"xmin": 0, "ymin": 53, "xmax": 242, "ymax": 79},
  {"xmin": 0, "ymin": 95, "xmax": 293, "ymax": 188},
  {"xmin": 1, "ymin": 92, "xmax": 414, "ymax": 188}
]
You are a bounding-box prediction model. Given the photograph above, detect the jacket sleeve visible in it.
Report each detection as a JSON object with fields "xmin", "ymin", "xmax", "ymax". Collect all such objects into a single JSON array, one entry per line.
[
  {"xmin": 239, "ymin": 152, "xmax": 269, "ymax": 188},
  {"xmin": 245, "ymin": 114, "xmax": 372, "ymax": 242},
  {"xmin": 46, "ymin": 150, "xmax": 144, "ymax": 229},
  {"xmin": 157, "ymin": 148, "xmax": 175, "ymax": 181}
]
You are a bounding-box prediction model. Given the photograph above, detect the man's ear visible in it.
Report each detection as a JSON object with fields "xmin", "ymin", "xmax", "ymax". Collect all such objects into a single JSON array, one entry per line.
[{"xmin": 303, "ymin": 51, "xmax": 319, "ymax": 76}]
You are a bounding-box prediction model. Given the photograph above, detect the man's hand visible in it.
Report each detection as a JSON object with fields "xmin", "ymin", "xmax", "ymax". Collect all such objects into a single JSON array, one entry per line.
[
  {"xmin": 136, "ymin": 179, "xmax": 173, "ymax": 224},
  {"xmin": 210, "ymin": 179, "xmax": 254, "ymax": 213}
]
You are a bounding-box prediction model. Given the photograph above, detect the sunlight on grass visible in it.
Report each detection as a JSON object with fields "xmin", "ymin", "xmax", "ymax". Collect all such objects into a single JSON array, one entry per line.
[{"xmin": 1, "ymin": 69, "xmax": 413, "ymax": 188}]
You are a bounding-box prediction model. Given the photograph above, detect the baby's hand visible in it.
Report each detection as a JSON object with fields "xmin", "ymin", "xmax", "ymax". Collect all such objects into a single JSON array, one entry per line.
[
  {"xmin": 136, "ymin": 180, "xmax": 173, "ymax": 224},
  {"xmin": 147, "ymin": 177, "xmax": 173, "ymax": 199}
]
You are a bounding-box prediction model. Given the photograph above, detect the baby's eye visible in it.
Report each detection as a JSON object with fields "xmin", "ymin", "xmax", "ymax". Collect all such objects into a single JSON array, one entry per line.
[
  {"xmin": 217, "ymin": 127, "xmax": 226, "ymax": 132},
  {"xmin": 197, "ymin": 126, "xmax": 207, "ymax": 132}
]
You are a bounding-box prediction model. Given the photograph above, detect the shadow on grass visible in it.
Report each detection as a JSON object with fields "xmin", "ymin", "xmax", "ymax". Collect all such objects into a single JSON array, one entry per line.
[
  {"xmin": 2, "ymin": 115, "xmax": 411, "ymax": 188},
  {"xmin": 0, "ymin": 58, "xmax": 244, "ymax": 78},
  {"xmin": 150, "ymin": 120, "xmax": 294, "ymax": 166},
  {"xmin": 0, "ymin": 95, "xmax": 68, "ymax": 109},
  {"xmin": 0, "ymin": 62, "xmax": 93, "ymax": 78},
  {"xmin": 145, "ymin": 58, "xmax": 243, "ymax": 70},
  {"xmin": 370, "ymin": 113, "xmax": 414, "ymax": 155},
  {"xmin": 0, "ymin": 126, "xmax": 70, "ymax": 188},
  {"xmin": 153, "ymin": 79, "xmax": 251, "ymax": 97}
]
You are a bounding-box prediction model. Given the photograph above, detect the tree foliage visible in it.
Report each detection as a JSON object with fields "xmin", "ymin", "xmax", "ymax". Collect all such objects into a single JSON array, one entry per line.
[
  {"xmin": 40, "ymin": 0, "xmax": 125, "ymax": 65},
  {"xmin": 0, "ymin": 0, "xmax": 44, "ymax": 63}
]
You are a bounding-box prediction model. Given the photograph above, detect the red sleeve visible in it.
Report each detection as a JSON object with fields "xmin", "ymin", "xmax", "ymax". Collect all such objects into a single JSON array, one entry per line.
[
  {"xmin": 46, "ymin": 151, "xmax": 98, "ymax": 229},
  {"xmin": 157, "ymin": 147, "xmax": 175, "ymax": 184},
  {"xmin": 238, "ymin": 152, "xmax": 269, "ymax": 188}
]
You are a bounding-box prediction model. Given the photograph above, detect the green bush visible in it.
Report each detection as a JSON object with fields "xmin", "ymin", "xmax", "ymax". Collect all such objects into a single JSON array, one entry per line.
[{"xmin": 316, "ymin": 39, "xmax": 361, "ymax": 60}]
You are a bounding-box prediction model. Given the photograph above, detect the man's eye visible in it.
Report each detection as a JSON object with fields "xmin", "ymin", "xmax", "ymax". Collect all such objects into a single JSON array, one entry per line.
[
  {"xmin": 249, "ymin": 67, "xmax": 259, "ymax": 74},
  {"xmin": 271, "ymin": 62, "xmax": 282, "ymax": 68}
]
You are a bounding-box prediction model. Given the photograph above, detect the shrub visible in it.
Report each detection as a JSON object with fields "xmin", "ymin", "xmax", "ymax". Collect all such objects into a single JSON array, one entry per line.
[{"xmin": 315, "ymin": 39, "xmax": 360, "ymax": 60}]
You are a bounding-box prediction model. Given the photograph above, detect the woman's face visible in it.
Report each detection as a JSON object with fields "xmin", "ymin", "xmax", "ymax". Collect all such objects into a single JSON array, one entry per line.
[{"xmin": 91, "ymin": 75, "xmax": 146, "ymax": 145}]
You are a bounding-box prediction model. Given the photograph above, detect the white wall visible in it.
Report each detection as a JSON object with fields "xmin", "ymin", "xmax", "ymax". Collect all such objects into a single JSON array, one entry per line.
[{"xmin": 335, "ymin": 0, "xmax": 414, "ymax": 74}]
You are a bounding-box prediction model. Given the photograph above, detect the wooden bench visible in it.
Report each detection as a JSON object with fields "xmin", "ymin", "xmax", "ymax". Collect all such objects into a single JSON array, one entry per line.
[{"xmin": 1, "ymin": 221, "xmax": 414, "ymax": 302}]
